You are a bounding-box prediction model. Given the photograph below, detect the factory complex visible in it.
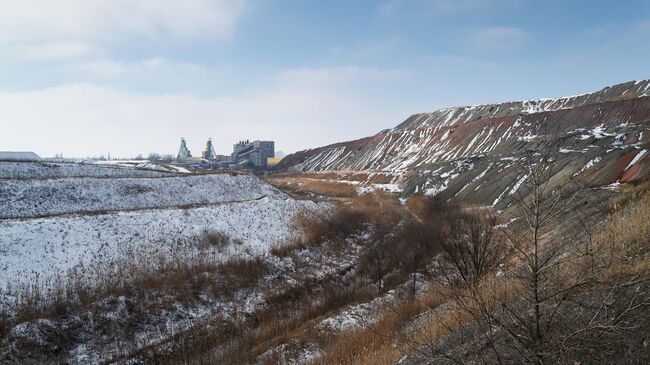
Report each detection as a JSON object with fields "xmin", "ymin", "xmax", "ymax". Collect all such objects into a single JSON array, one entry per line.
[{"xmin": 175, "ymin": 138, "xmax": 278, "ymax": 169}]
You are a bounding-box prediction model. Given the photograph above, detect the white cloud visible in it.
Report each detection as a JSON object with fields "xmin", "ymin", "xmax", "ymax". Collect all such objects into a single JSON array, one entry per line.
[
  {"xmin": 73, "ymin": 57, "xmax": 210, "ymax": 79},
  {"xmin": 8, "ymin": 41, "xmax": 105, "ymax": 60},
  {"xmin": 466, "ymin": 26, "xmax": 531, "ymax": 49},
  {"xmin": 0, "ymin": 66, "xmax": 408, "ymax": 157},
  {"xmin": 0, "ymin": 0, "xmax": 249, "ymax": 45}
]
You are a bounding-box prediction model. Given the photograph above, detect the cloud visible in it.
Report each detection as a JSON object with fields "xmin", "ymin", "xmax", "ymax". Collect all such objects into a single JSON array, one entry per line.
[
  {"xmin": 0, "ymin": 1, "xmax": 250, "ymax": 91},
  {"xmin": 0, "ymin": 0, "xmax": 249, "ymax": 45},
  {"xmin": 73, "ymin": 57, "xmax": 210, "ymax": 79},
  {"xmin": 466, "ymin": 26, "xmax": 531, "ymax": 50},
  {"xmin": 8, "ymin": 41, "xmax": 105, "ymax": 60},
  {"xmin": 0, "ymin": 66, "xmax": 408, "ymax": 157}
]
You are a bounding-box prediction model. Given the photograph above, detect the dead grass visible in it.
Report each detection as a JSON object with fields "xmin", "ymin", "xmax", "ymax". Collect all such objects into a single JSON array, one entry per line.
[
  {"xmin": 196, "ymin": 230, "xmax": 231, "ymax": 251},
  {"xmin": 10, "ymin": 251, "xmax": 269, "ymax": 326},
  {"xmin": 315, "ymin": 286, "xmax": 445, "ymax": 365},
  {"xmin": 313, "ymin": 189, "xmax": 650, "ymax": 364},
  {"xmin": 266, "ymin": 176, "xmax": 359, "ymax": 198}
]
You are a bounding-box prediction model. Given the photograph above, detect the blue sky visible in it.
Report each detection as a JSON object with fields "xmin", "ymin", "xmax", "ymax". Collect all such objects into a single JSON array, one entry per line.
[{"xmin": 1, "ymin": 0, "xmax": 649, "ymax": 157}]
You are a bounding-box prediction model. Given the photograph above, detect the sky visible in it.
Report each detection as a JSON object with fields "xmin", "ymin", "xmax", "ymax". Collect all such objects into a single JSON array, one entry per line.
[{"xmin": 0, "ymin": 0, "xmax": 649, "ymax": 158}]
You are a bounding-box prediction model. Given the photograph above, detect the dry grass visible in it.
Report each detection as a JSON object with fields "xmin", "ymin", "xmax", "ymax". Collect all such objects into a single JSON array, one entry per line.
[
  {"xmin": 595, "ymin": 191, "xmax": 650, "ymax": 260},
  {"xmin": 312, "ymin": 189, "xmax": 650, "ymax": 364},
  {"xmin": 317, "ymin": 275, "xmax": 526, "ymax": 365},
  {"xmin": 315, "ymin": 286, "xmax": 445, "ymax": 365},
  {"xmin": 265, "ymin": 171, "xmax": 404, "ymax": 199},
  {"xmin": 265, "ymin": 176, "xmax": 359, "ymax": 198},
  {"xmin": 277, "ymin": 192, "xmax": 403, "ymax": 253},
  {"xmin": 10, "ymin": 250, "xmax": 269, "ymax": 326}
]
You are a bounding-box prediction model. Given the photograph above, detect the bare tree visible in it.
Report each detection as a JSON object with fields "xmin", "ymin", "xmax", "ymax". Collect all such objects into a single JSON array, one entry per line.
[
  {"xmin": 441, "ymin": 209, "xmax": 501, "ymax": 286},
  {"xmin": 431, "ymin": 140, "xmax": 649, "ymax": 364},
  {"xmin": 500, "ymin": 148, "xmax": 577, "ymax": 361},
  {"xmin": 490, "ymin": 145, "xmax": 647, "ymax": 364}
]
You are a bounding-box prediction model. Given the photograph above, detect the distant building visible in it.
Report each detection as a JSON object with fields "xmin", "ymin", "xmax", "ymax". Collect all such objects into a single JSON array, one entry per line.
[
  {"xmin": 175, "ymin": 137, "xmax": 275, "ymax": 168},
  {"xmin": 232, "ymin": 140, "xmax": 275, "ymax": 168},
  {"xmin": 176, "ymin": 138, "xmax": 192, "ymax": 161},
  {"xmin": 202, "ymin": 138, "xmax": 217, "ymax": 160},
  {"xmin": 214, "ymin": 155, "xmax": 232, "ymax": 163}
]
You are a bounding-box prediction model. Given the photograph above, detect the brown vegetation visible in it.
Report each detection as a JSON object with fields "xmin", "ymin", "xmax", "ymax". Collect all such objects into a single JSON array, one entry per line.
[{"xmin": 265, "ymin": 175, "xmax": 359, "ymax": 198}]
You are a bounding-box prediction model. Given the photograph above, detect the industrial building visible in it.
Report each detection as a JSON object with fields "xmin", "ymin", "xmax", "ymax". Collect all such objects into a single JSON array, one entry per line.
[
  {"xmin": 232, "ymin": 140, "xmax": 275, "ymax": 168},
  {"xmin": 201, "ymin": 139, "xmax": 217, "ymax": 160},
  {"xmin": 175, "ymin": 138, "xmax": 275, "ymax": 168},
  {"xmin": 176, "ymin": 138, "xmax": 192, "ymax": 161}
]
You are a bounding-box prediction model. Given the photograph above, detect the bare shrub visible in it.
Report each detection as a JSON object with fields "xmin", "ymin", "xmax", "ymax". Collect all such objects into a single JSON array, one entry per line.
[
  {"xmin": 295, "ymin": 204, "xmax": 369, "ymax": 248},
  {"xmin": 270, "ymin": 243, "xmax": 295, "ymax": 257},
  {"xmin": 358, "ymin": 229, "xmax": 394, "ymax": 291},
  {"xmin": 0, "ymin": 313, "xmax": 9, "ymax": 339},
  {"xmin": 198, "ymin": 230, "xmax": 231, "ymax": 251},
  {"xmin": 218, "ymin": 256, "xmax": 270, "ymax": 294},
  {"xmin": 440, "ymin": 208, "xmax": 503, "ymax": 286},
  {"xmin": 594, "ymin": 190, "xmax": 650, "ymax": 261}
]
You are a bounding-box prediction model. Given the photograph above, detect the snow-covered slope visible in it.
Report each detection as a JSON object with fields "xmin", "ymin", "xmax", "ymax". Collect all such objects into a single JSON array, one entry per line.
[
  {"xmin": 0, "ymin": 161, "xmax": 174, "ymax": 179},
  {"xmin": 0, "ymin": 173, "xmax": 283, "ymax": 219},
  {"xmin": 0, "ymin": 163, "xmax": 317, "ymax": 295},
  {"xmin": 279, "ymin": 79, "xmax": 650, "ymax": 206},
  {"xmin": 0, "ymin": 196, "xmax": 312, "ymax": 293}
]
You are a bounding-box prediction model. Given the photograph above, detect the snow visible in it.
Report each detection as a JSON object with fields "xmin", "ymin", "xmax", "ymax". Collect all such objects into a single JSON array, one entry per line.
[
  {"xmin": 602, "ymin": 181, "xmax": 622, "ymax": 191},
  {"xmin": 94, "ymin": 160, "xmax": 188, "ymax": 173},
  {"xmin": 591, "ymin": 124, "xmax": 613, "ymax": 139},
  {"xmin": 494, "ymin": 217, "xmax": 519, "ymax": 229},
  {"xmin": 508, "ymin": 174, "xmax": 528, "ymax": 195},
  {"xmin": 0, "ymin": 173, "xmax": 282, "ymax": 219},
  {"xmin": 168, "ymin": 165, "xmax": 191, "ymax": 173},
  {"xmin": 574, "ymin": 157, "xmax": 602, "ymax": 176},
  {"xmin": 358, "ymin": 183, "xmax": 402, "ymax": 194},
  {"xmin": 517, "ymin": 131, "xmax": 538, "ymax": 142},
  {"xmin": 425, "ymin": 183, "xmax": 447, "ymax": 197},
  {"xmin": 0, "ymin": 162, "xmax": 321, "ymax": 296},
  {"xmin": 0, "ymin": 161, "xmax": 173, "ymax": 179},
  {"xmin": 559, "ymin": 148, "xmax": 579, "ymax": 153},
  {"xmin": 625, "ymin": 149, "xmax": 647, "ymax": 170},
  {"xmin": 0, "ymin": 196, "xmax": 315, "ymax": 295},
  {"xmin": 319, "ymin": 290, "xmax": 396, "ymax": 332}
]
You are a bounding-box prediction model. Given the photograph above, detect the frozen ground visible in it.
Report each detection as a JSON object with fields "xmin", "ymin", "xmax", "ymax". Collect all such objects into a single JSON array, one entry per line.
[
  {"xmin": 0, "ymin": 162, "xmax": 317, "ymax": 298},
  {"xmin": 0, "ymin": 161, "xmax": 174, "ymax": 179},
  {"xmin": 0, "ymin": 173, "xmax": 283, "ymax": 218},
  {"xmin": 0, "ymin": 196, "xmax": 313, "ymax": 295}
]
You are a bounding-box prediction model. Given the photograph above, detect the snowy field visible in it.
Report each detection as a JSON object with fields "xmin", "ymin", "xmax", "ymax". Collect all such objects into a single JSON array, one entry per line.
[
  {"xmin": 0, "ymin": 173, "xmax": 283, "ymax": 218},
  {"xmin": 0, "ymin": 162, "xmax": 317, "ymax": 298},
  {"xmin": 0, "ymin": 196, "xmax": 313, "ymax": 294},
  {"xmin": 0, "ymin": 161, "xmax": 174, "ymax": 179}
]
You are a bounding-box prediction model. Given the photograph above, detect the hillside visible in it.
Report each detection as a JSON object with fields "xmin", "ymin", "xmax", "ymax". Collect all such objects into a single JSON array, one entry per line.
[
  {"xmin": 278, "ymin": 80, "xmax": 650, "ymax": 207},
  {"xmin": 0, "ymin": 162, "xmax": 315, "ymax": 305}
]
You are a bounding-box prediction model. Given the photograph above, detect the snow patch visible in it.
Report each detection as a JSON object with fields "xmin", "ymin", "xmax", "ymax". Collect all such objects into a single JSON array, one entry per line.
[{"xmin": 625, "ymin": 149, "xmax": 647, "ymax": 170}]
